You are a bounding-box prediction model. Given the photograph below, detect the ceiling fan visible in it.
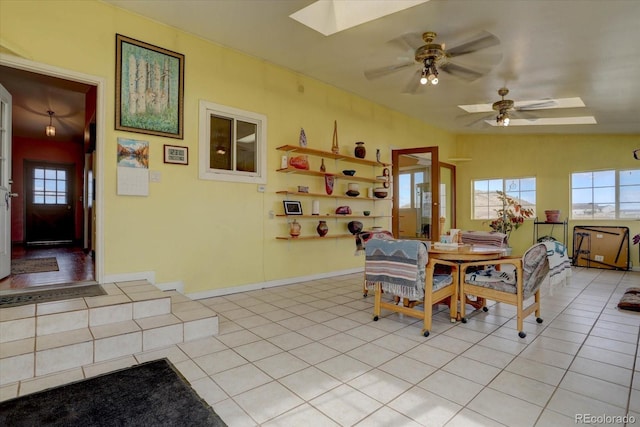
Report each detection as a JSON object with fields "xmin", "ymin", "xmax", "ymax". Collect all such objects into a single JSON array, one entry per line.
[
  {"xmin": 364, "ymin": 30, "xmax": 501, "ymax": 93},
  {"xmin": 462, "ymin": 87, "xmax": 558, "ymax": 127}
]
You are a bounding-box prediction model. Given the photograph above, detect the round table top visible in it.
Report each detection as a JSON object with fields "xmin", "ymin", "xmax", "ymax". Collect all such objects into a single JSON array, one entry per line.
[{"xmin": 428, "ymin": 243, "xmax": 505, "ymax": 261}]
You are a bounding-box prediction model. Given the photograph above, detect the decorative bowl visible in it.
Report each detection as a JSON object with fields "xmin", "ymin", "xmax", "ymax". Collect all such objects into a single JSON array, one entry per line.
[
  {"xmin": 346, "ymin": 190, "xmax": 360, "ymax": 197},
  {"xmin": 342, "ymin": 170, "xmax": 356, "ymax": 176},
  {"xmin": 363, "ymin": 211, "xmax": 371, "ymax": 216},
  {"xmin": 374, "ymin": 187, "xmax": 387, "ymax": 199}
]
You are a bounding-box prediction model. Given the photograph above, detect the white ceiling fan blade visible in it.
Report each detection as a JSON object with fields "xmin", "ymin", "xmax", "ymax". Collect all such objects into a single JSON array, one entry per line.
[
  {"xmin": 401, "ymin": 69, "xmax": 423, "ymax": 94},
  {"xmin": 446, "ymin": 31, "xmax": 500, "ymax": 57},
  {"xmin": 364, "ymin": 61, "xmax": 415, "ymax": 80}
]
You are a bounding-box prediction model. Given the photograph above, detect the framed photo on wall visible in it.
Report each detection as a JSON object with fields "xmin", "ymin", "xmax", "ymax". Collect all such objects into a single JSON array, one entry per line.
[
  {"xmin": 283, "ymin": 201, "xmax": 303, "ymax": 215},
  {"xmin": 115, "ymin": 34, "xmax": 185, "ymax": 139},
  {"xmin": 163, "ymin": 144, "xmax": 188, "ymax": 165}
]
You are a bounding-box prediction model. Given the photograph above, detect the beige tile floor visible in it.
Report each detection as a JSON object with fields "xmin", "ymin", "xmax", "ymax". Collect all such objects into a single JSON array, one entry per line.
[{"xmin": 5, "ymin": 267, "xmax": 640, "ymax": 426}]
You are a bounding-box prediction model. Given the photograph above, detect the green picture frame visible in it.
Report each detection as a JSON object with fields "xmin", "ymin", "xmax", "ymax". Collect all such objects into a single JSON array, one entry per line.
[{"xmin": 115, "ymin": 34, "xmax": 184, "ymax": 139}]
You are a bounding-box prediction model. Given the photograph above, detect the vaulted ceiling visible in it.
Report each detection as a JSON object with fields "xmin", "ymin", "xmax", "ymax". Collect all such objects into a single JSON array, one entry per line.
[{"xmin": 105, "ymin": 0, "xmax": 640, "ymax": 135}]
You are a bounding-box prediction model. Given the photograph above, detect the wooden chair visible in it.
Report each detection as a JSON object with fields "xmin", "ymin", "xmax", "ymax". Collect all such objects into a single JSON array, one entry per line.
[
  {"xmin": 365, "ymin": 238, "xmax": 458, "ymax": 337},
  {"xmin": 458, "ymin": 242, "xmax": 549, "ymax": 338}
]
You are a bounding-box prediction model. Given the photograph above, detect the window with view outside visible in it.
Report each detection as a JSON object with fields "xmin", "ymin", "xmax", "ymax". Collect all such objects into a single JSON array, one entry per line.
[
  {"xmin": 472, "ymin": 178, "xmax": 536, "ymax": 220},
  {"xmin": 571, "ymin": 169, "xmax": 640, "ymax": 219},
  {"xmin": 398, "ymin": 171, "xmax": 424, "ymax": 209},
  {"xmin": 33, "ymin": 167, "xmax": 67, "ymax": 205}
]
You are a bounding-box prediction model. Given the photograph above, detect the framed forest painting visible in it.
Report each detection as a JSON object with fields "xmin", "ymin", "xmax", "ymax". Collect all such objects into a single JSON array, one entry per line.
[{"xmin": 116, "ymin": 34, "xmax": 184, "ymax": 139}]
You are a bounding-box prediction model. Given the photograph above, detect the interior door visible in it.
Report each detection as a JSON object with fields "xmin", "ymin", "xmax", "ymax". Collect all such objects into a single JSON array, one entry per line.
[
  {"xmin": 24, "ymin": 161, "xmax": 75, "ymax": 244},
  {"xmin": 392, "ymin": 146, "xmax": 455, "ymax": 240},
  {"xmin": 0, "ymin": 83, "xmax": 12, "ymax": 279}
]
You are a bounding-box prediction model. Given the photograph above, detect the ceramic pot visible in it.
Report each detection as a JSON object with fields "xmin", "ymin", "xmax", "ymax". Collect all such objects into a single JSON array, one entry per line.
[
  {"xmin": 347, "ymin": 221, "xmax": 363, "ymax": 235},
  {"xmin": 317, "ymin": 220, "xmax": 329, "ymax": 237},
  {"xmin": 354, "ymin": 142, "xmax": 366, "ymax": 159},
  {"xmin": 544, "ymin": 210, "xmax": 561, "ymax": 222},
  {"xmin": 289, "ymin": 220, "xmax": 301, "ymax": 238}
]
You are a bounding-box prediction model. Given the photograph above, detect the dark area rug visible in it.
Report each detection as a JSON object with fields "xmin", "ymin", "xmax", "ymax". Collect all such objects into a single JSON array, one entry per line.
[
  {"xmin": 0, "ymin": 284, "xmax": 107, "ymax": 308},
  {"xmin": 11, "ymin": 257, "xmax": 59, "ymax": 275},
  {"xmin": 618, "ymin": 287, "xmax": 640, "ymax": 312},
  {"xmin": 0, "ymin": 358, "xmax": 227, "ymax": 427}
]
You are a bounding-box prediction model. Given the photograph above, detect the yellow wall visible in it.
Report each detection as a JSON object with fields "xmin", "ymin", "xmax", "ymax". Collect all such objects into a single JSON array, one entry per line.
[
  {"xmin": 455, "ymin": 134, "xmax": 640, "ymax": 266},
  {"xmin": 1, "ymin": 1, "xmax": 455, "ymax": 293}
]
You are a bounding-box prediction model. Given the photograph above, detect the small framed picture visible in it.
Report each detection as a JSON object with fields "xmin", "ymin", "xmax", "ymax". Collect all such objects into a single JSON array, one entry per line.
[
  {"xmin": 163, "ymin": 144, "xmax": 188, "ymax": 165},
  {"xmin": 283, "ymin": 201, "xmax": 303, "ymax": 215}
]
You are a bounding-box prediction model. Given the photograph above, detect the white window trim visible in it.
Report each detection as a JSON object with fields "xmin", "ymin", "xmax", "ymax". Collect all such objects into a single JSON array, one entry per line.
[{"xmin": 199, "ymin": 100, "xmax": 267, "ymax": 184}]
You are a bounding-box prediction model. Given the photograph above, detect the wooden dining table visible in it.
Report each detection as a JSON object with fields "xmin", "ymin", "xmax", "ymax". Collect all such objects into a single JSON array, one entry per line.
[{"xmin": 427, "ymin": 243, "xmax": 506, "ymax": 319}]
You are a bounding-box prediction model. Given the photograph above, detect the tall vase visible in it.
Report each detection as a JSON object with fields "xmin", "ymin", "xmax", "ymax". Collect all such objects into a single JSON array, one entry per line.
[
  {"xmin": 317, "ymin": 220, "xmax": 329, "ymax": 237},
  {"xmin": 354, "ymin": 142, "xmax": 366, "ymax": 159}
]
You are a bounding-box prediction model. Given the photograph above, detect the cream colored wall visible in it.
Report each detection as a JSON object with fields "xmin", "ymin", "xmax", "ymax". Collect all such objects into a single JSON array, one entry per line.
[
  {"xmin": 1, "ymin": 1, "xmax": 455, "ymax": 293},
  {"xmin": 455, "ymin": 134, "xmax": 640, "ymax": 267}
]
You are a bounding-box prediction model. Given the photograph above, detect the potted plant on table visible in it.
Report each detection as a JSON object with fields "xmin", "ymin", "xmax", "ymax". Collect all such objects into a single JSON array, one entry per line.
[{"xmin": 486, "ymin": 191, "xmax": 535, "ymax": 252}]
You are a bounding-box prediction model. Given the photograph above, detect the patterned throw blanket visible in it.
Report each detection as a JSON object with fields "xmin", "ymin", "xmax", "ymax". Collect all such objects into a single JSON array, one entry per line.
[
  {"xmin": 354, "ymin": 230, "xmax": 394, "ymax": 254},
  {"xmin": 365, "ymin": 239, "xmax": 428, "ymax": 301},
  {"xmin": 543, "ymin": 240, "xmax": 572, "ymax": 293},
  {"xmin": 460, "ymin": 231, "xmax": 508, "ymax": 247}
]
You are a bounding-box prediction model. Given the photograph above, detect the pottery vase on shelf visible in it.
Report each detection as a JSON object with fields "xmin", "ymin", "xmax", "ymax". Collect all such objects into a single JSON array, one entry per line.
[
  {"xmin": 354, "ymin": 142, "xmax": 366, "ymax": 159},
  {"xmin": 289, "ymin": 220, "xmax": 301, "ymax": 238},
  {"xmin": 320, "ymin": 158, "xmax": 326, "ymax": 172},
  {"xmin": 317, "ymin": 220, "xmax": 329, "ymax": 237}
]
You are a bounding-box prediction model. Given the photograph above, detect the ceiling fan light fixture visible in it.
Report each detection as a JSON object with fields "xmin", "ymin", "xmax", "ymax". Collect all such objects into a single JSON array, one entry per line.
[
  {"xmin": 420, "ymin": 58, "xmax": 438, "ymax": 85},
  {"xmin": 420, "ymin": 68, "xmax": 428, "ymax": 85},
  {"xmin": 45, "ymin": 110, "xmax": 56, "ymax": 137},
  {"xmin": 496, "ymin": 110, "xmax": 510, "ymax": 126}
]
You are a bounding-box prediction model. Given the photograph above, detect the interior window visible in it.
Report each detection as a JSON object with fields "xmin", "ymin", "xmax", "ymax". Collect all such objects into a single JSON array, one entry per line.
[{"xmin": 199, "ymin": 100, "xmax": 267, "ymax": 184}]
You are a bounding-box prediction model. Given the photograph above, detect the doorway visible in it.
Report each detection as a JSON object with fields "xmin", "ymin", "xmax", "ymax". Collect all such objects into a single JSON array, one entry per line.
[
  {"xmin": 392, "ymin": 146, "xmax": 456, "ymax": 240},
  {"xmin": 0, "ymin": 58, "xmax": 104, "ymax": 292}
]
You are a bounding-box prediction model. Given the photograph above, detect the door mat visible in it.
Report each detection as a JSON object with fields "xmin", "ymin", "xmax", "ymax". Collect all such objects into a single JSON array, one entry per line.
[
  {"xmin": 0, "ymin": 284, "xmax": 107, "ymax": 308},
  {"xmin": 11, "ymin": 257, "xmax": 59, "ymax": 275},
  {"xmin": 0, "ymin": 358, "xmax": 228, "ymax": 427},
  {"xmin": 618, "ymin": 287, "xmax": 640, "ymax": 312}
]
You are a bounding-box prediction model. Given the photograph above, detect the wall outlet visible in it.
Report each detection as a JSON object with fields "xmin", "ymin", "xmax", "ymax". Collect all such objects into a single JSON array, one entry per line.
[
  {"xmin": 596, "ymin": 234, "xmax": 603, "ymax": 239},
  {"xmin": 594, "ymin": 255, "xmax": 604, "ymax": 262},
  {"xmin": 257, "ymin": 184, "xmax": 266, "ymax": 192}
]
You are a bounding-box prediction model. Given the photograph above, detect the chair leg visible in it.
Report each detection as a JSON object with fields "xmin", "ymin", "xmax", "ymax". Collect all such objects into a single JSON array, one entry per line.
[{"xmin": 373, "ymin": 283, "xmax": 382, "ymax": 321}]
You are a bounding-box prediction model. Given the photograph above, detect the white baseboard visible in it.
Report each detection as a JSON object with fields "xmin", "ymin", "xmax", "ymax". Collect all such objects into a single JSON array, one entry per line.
[
  {"xmin": 156, "ymin": 281, "xmax": 185, "ymax": 293},
  {"xmin": 187, "ymin": 268, "xmax": 364, "ymax": 300},
  {"xmin": 102, "ymin": 271, "xmax": 156, "ymax": 285}
]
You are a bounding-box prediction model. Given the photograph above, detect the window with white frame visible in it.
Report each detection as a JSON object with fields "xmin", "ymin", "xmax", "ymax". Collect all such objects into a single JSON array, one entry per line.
[
  {"xmin": 199, "ymin": 100, "xmax": 267, "ymax": 184},
  {"xmin": 571, "ymin": 169, "xmax": 640, "ymax": 219},
  {"xmin": 472, "ymin": 177, "xmax": 536, "ymax": 219}
]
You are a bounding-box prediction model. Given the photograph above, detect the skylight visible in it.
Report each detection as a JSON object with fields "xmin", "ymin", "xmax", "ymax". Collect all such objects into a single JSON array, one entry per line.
[
  {"xmin": 485, "ymin": 116, "xmax": 597, "ymax": 127},
  {"xmin": 289, "ymin": 0, "xmax": 429, "ymax": 36}
]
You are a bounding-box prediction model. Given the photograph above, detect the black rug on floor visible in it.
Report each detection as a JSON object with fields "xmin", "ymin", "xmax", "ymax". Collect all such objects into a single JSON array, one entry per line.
[
  {"xmin": 0, "ymin": 284, "xmax": 107, "ymax": 308},
  {"xmin": 0, "ymin": 359, "xmax": 227, "ymax": 427}
]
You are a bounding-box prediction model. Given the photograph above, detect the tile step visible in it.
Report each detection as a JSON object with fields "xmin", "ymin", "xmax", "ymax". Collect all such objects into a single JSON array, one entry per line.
[{"xmin": 0, "ymin": 281, "xmax": 218, "ymax": 386}]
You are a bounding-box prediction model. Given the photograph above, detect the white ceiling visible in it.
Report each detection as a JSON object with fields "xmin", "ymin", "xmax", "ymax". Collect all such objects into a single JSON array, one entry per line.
[
  {"xmin": 104, "ymin": 0, "xmax": 640, "ymax": 135},
  {"xmin": 2, "ymin": 0, "xmax": 639, "ymax": 144}
]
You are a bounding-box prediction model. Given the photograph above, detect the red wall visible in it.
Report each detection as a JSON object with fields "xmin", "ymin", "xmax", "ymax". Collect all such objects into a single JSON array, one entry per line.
[{"xmin": 11, "ymin": 136, "xmax": 85, "ymax": 243}]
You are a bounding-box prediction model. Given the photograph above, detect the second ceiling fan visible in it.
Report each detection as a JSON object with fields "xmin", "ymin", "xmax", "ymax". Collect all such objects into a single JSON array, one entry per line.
[{"xmin": 364, "ymin": 30, "xmax": 502, "ymax": 93}]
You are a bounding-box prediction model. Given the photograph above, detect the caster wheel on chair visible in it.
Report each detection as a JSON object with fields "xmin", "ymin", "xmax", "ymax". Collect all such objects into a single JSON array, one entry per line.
[
  {"xmin": 461, "ymin": 318, "xmax": 467, "ymax": 324},
  {"xmin": 373, "ymin": 316, "xmax": 379, "ymax": 321},
  {"xmin": 482, "ymin": 307, "xmax": 488, "ymax": 312},
  {"xmin": 536, "ymin": 317, "xmax": 543, "ymax": 324},
  {"xmin": 423, "ymin": 330, "xmax": 430, "ymax": 337},
  {"xmin": 518, "ymin": 331, "xmax": 527, "ymax": 338}
]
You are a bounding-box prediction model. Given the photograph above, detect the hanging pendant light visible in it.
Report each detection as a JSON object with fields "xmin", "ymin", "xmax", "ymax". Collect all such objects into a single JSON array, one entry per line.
[{"xmin": 45, "ymin": 110, "xmax": 56, "ymax": 137}]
